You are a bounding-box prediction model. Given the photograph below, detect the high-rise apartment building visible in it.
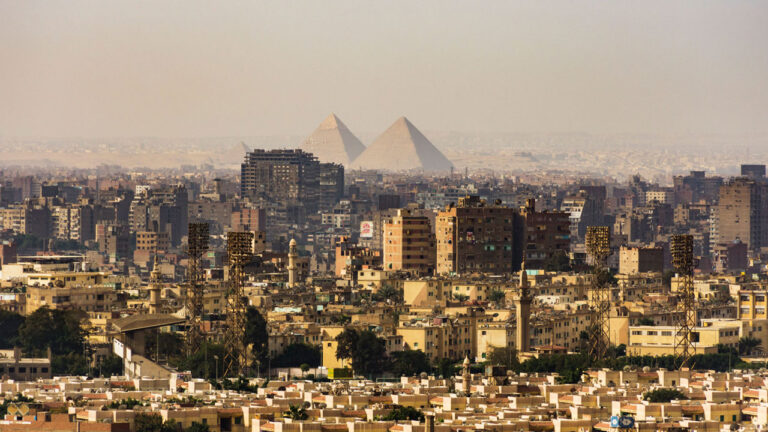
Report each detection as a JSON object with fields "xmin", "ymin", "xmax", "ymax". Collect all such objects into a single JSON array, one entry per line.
[
  {"xmin": 561, "ymin": 187, "xmax": 604, "ymax": 243},
  {"xmin": 435, "ymin": 195, "xmax": 521, "ymax": 275},
  {"xmin": 717, "ymin": 178, "xmax": 768, "ymax": 253},
  {"xmin": 673, "ymin": 171, "xmax": 723, "ymax": 205},
  {"xmin": 383, "ymin": 208, "xmax": 435, "ymax": 275},
  {"xmin": 741, "ymin": 164, "xmax": 766, "ymax": 180},
  {"xmin": 231, "ymin": 207, "xmax": 266, "ymax": 232},
  {"xmin": 520, "ymin": 199, "xmax": 570, "ymax": 269},
  {"xmin": 240, "ymin": 149, "xmax": 343, "ymax": 225}
]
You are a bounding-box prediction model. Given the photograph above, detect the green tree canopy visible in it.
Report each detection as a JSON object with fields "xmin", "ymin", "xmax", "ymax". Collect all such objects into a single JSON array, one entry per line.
[
  {"xmin": 382, "ymin": 405, "xmax": 424, "ymax": 422},
  {"xmin": 544, "ymin": 250, "xmax": 571, "ymax": 272},
  {"xmin": 174, "ymin": 342, "xmax": 227, "ymax": 379},
  {"xmin": 637, "ymin": 317, "xmax": 656, "ymax": 326},
  {"xmin": 134, "ymin": 413, "xmax": 178, "ymax": 432},
  {"xmin": 335, "ymin": 329, "xmax": 388, "ymax": 377},
  {"xmin": 643, "ymin": 388, "xmax": 688, "ymax": 403},
  {"xmin": 187, "ymin": 422, "xmax": 210, "ymax": 432},
  {"xmin": 0, "ymin": 310, "xmax": 24, "ymax": 349},
  {"xmin": 272, "ymin": 343, "xmax": 321, "ymax": 368},
  {"xmin": 390, "ymin": 350, "xmax": 431, "ymax": 377},
  {"xmin": 284, "ymin": 405, "xmax": 308, "ymax": 420},
  {"xmin": 487, "ymin": 289, "xmax": 506, "ymax": 304},
  {"xmin": 245, "ymin": 306, "xmax": 268, "ymax": 363},
  {"xmin": 486, "ymin": 347, "xmax": 520, "ymax": 371},
  {"xmin": 18, "ymin": 307, "xmax": 86, "ymax": 357},
  {"xmin": 739, "ymin": 336, "xmax": 762, "ymax": 355}
]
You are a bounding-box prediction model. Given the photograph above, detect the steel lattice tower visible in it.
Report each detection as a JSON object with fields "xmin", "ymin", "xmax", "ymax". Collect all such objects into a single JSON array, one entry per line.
[
  {"xmin": 586, "ymin": 226, "xmax": 611, "ymax": 362},
  {"xmin": 185, "ymin": 222, "xmax": 209, "ymax": 355},
  {"xmin": 671, "ymin": 234, "xmax": 696, "ymax": 369},
  {"xmin": 223, "ymin": 231, "xmax": 253, "ymax": 377}
]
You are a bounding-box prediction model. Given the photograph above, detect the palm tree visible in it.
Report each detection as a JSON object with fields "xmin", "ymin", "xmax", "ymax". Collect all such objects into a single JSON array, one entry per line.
[
  {"xmin": 488, "ymin": 289, "xmax": 506, "ymax": 305},
  {"xmin": 377, "ymin": 284, "xmax": 402, "ymax": 303},
  {"xmin": 284, "ymin": 404, "xmax": 308, "ymax": 421},
  {"xmin": 739, "ymin": 337, "xmax": 762, "ymax": 356}
]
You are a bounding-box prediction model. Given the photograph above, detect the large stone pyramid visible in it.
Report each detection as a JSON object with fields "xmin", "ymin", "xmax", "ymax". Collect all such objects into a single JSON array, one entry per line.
[
  {"xmin": 352, "ymin": 117, "xmax": 453, "ymax": 171},
  {"xmin": 300, "ymin": 113, "xmax": 366, "ymax": 165}
]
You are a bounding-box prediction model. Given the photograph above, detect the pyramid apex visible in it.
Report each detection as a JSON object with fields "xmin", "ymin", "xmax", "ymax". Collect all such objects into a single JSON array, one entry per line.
[
  {"xmin": 300, "ymin": 113, "xmax": 365, "ymax": 165},
  {"xmin": 319, "ymin": 113, "xmax": 343, "ymax": 130}
]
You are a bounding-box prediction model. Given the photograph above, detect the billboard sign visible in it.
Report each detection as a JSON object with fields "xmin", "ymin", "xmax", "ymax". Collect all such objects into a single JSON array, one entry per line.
[{"xmin": 360, "ymin": 221, "xmax": 374, "ymax": 238}]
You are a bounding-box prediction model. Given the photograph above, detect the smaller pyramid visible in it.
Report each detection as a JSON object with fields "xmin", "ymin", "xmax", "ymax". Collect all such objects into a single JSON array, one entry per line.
[
  {"xmin": 300, "ymin": 114, "xmax": 366, "ymax": 166},
  {"xmin": 352, "ymin": 117, "xmax": 453, "ymax": 171}
]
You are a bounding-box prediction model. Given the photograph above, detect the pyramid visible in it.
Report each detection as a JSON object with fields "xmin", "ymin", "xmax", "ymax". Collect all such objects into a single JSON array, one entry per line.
[
  {"xmin": 352, "ymin": 117, "xmax": 453, "ymax": 171},
  {"xmin": 299, "ymin": 113, "xmax": 366, "ymax": 165}
]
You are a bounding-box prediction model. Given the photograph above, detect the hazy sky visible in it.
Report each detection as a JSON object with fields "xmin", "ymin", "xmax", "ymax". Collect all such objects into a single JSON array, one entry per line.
[{"xmin": 1, "ymin": 1, "xmax": 767, "ymax": 138}]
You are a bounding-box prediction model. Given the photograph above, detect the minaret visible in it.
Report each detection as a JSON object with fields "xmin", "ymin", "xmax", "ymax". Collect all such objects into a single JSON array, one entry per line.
[
  {"xmin": 149, "ymin": 254, "xmax": 162, "ymax": 314},
  {"xmin": 462, "ymin": 355, "xmax": 471, "ymax": 395},
  {"xmin": 287, "ymin": 238, "xmax": 298, "ymax": 288},
  {"xmin": 514, "ymin": 258, "xmax": 532, "ymax": 353}
]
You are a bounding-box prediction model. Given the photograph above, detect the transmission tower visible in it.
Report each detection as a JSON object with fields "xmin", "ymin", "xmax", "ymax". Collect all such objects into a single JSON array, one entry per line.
[
  {"xmin": 586, "ymin": 226, "xmax": 611, "ymax": 362},
  {"xmin": 185, "ymin": 222, "xmax": 209, "ymax": 355},
  {"xmin": 223, "ymin": 231, "xmax": 253, "ymax": 377},
  {"xmin": 671, "ymin": 234, "xmax": 696, "ymax": 369}
]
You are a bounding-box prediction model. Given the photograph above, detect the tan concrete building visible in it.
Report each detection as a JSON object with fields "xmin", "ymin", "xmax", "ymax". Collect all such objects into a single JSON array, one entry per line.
[
  {"xmin": 627, "ymin": 320, "xmax": 741, "ymax": 356},
  {"xmin": 136, "ymin": 230, "xmax": 170, "ymax": 252},
  {"xmin": 383, "ymin": 209, "xmax": 435, "ymax": 275},
  {"xmin": 716, "ymin": 178, "xmax": 767, "ymax": 253},
  {"xmin": 619, "ymin": 246, "xmax": 664, "ymax": 275}
]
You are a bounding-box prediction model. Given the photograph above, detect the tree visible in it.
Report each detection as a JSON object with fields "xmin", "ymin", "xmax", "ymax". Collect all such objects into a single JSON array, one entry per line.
[
  {"xmin": 662, "ymin": 270, "xmax": 676, "ymax": 288},
  {"xmin": 16, "ymin": 307, "xmax": 88, "ymax": 374},
  {"xmin": 643, "ymin": 388, "xmax": 688, "ymax": 403},
  {"xmin": 335, "ymin": 329, "xmax": 388, "ymax": 377},
  {"xmin": 487, "ymin": 289, "xmax": 506, "ymax": 305},
  {"xmin": 245, "ymin": 307, "xmax": 268, "ymax": 365},
  {"xmin": 0, "ymin": 310, "xmax": 24, "ymax": 349},
  {"xmin": 134, "ymin": 413, "xmax": 179, "ymax": 432},
  {"xmin": 452, "ymin": 293, "xmax": 469, "ymax": 302},
  {"xmin": 434, "ymin": 357, "xmax": 459, "ymax": 378},
  {"xmin": 186, "ymin": 422, "xmax": 210, "ymax": 432},
  {"xmin": 300, "ymin": 363, "xmax": 311, "ymax": 375},
  {"xmin": 486, "ymin": 347, "xmax": 519, "ymax": 371},
  {"xmin": 18, "ymin": 307, "xmax": 86, "ymax": 357},
  {"xmin": 637, "ymin": 317, "xmax": 656, "ymax": 326},
  {"xmin": 739, "ymin": 337, "xmax": 762, "ymax": 355},
  {"xmin": 382, "ymin": 405, "xmax": 424, "ymax": 422},
  {"xmin": 595, "ymin": 268, "xmax": 617, "ymax": 287},
  {"xmin": 544, "ymin": 250, "xmax": 571, "ymax": 272},
  {"xmin": 335, "ymin": 329, "xmax": 359, "ymax": 363},
  {"xmin": 97, "ymin": 354, "xmax": 125, "ymax": 377},
  {"xmin": 375, "ymin": 285, "xmax": 402, "ymax": 303},
  {"xmin": 272, "ymin": 343, "xmax": 321, "ymax": 368},
  {"xmin": 390, "ymin": 350, "xmax": 431, "ymax": 377},
  {"xmin": 284, "ymin": 405, "xmax": 308, "ymax": 420},
  {"xmin": 174, "ymin": 342, "xmax": 227, "ymax": 379}
]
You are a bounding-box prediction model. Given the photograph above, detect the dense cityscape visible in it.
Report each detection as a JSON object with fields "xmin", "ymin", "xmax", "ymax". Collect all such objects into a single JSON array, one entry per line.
[
  {"xmin": 3, "ymin": 1, "xmax": 768, "ymax": 432},
  {"xmin": 0, "ymin": 113, "xmax": 768, "ymax": 431}
]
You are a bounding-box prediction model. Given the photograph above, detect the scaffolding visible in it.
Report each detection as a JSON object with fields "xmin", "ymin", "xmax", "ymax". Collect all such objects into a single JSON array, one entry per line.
[
  {"xmin": 586, "ymin": 226, "xmax": 611, "ymax": 362},
  {"xmin": 223, "ymin": 231, "xmax": 253, "ymax": 377},
  {"xmin": 671, "ymin": 234, "xmax": 696, "ymax": 369},
  {"xmin": 185, "ymin": 222, "xmax": 209, "ymax": 355}
]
